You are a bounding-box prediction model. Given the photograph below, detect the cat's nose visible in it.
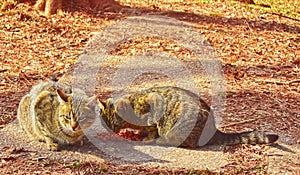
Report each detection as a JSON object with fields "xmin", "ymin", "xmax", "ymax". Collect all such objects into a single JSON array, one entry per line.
[{"xmin": 71, "ymin": 122, "xmax": 78, "ymax": 131}]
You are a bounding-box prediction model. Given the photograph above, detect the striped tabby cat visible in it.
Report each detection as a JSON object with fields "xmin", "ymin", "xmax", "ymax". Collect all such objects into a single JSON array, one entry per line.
[
  {"xmin": 99, "ymin": 86, "xmax": 278, "ymax": 148},
  {"xmin": 18, "ymin": 80, "xmax": 96, "ymax": 151}
]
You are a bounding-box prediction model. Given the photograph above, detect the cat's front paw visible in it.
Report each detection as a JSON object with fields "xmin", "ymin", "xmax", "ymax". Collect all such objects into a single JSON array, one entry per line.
[
  {"xmin": 70, "ymin": 139, "xmax": 84, "ymax": 146},
  {"xmin": 76, "ymin": 139, "xmax": 84, "ymax": 146},
  {"xmin": 47, "ymin": 143, "xmax": 59, "ymax": 151},
  {"xmin": 142, "ymin": 137, "xmax": 155, "ymax": 144},
  {"xmin": 155, "ymin": 137, "xmax": 170, "ymax": 146}
]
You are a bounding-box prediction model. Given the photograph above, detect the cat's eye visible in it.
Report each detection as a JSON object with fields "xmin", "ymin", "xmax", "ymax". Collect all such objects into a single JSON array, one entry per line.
[{"xmin": 62, "ymin": 115, "xmax": 71, "ymax": 121}]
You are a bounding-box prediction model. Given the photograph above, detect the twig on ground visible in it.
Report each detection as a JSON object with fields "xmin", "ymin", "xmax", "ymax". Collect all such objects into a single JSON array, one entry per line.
[
  {"xmin": 220, "ymin": 116, "xmax": 267, "ymax": 128},
  {"xmin": 266, "ymin": 12, "xmax": 300, "ymax": 22},
  {"xmin": 257, "ymin": 79, "xmax": 300, "ymax": 85},
  {"xmin": 0, "ymin": 69, "xmax": 8, "ymax": 73}
]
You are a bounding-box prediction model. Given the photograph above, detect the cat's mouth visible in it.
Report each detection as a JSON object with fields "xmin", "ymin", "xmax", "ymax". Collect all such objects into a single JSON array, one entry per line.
[
  {"xmin": 71, "ymin": 123, "xmax": 79, "ymax": 131},
  {"xmin": 71, "ymin": 125, "xmax": 83, "ymax": 132}
]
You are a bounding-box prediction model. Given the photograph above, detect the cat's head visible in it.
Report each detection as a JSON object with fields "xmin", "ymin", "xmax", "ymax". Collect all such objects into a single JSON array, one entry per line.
[
  {"xmin": 56, "ymin": 89, "xmax": 96, "ymax": 133},
  {"xmin": 98, "ymin": 98, "xmax": 127, "ymax": 132}
]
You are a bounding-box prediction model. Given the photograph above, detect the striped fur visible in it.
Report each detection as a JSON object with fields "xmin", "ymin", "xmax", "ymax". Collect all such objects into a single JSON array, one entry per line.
[
  {"xmin": 18, "ymin": 81, "xmax": 96, "ymax": 150},
  {"xmin": 99, "ymin": 86, "xmax": 278, "ymax": 148}
]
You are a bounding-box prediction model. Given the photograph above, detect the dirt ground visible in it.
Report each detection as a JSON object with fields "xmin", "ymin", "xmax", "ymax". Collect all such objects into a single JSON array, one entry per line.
[{"xmin": 0, "ymin": 0, "xmax": 299, "ymax": 174}]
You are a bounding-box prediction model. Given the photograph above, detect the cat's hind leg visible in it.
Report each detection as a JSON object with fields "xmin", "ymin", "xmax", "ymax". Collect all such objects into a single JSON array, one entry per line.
[{"xmin": 17, "ymin": 94, "xmax": 37, "ymax": 138}]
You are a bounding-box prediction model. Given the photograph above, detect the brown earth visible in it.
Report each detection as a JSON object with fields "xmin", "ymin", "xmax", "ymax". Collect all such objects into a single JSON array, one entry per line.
[{"xmin": 0, "ymin": 0, "xmax": 300, "ymax": 174}]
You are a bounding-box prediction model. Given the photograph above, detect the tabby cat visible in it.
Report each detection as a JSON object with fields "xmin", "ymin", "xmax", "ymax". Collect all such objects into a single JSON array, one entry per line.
[
  {"xmin": 98, "ymin": 86, "xmax": 278, "ymax": 148},
  {"xmin": 18, "ymin": 80, "xmax": 96, "ymax": 151}
]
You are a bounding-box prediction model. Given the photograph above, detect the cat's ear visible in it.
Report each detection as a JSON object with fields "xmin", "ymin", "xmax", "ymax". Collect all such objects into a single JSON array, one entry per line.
[
  {"xmin": 57, "ymin": 89, "xmax": 69, "ymax": 102},
  {"xmin": 97, "ymin": 99, "xmax": 106, "ymax": 112}
]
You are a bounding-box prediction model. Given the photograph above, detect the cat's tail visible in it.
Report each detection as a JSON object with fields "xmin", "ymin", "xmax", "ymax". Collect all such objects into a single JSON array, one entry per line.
[{"xmin": 207, "ymin": 130, "xmax": 279, "ymax": 146}]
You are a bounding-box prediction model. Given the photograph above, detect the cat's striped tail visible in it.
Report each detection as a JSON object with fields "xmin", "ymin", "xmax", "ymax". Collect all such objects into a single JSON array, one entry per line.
[{"xmin": 207, "ymin": 130, "xmax": 279, "ymax": 146}]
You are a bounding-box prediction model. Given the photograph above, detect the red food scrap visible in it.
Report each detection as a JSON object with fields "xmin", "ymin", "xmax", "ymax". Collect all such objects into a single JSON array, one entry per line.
[{"xmin": 96, "ymin": 128, "xmax": 142, "ymax": 142}]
